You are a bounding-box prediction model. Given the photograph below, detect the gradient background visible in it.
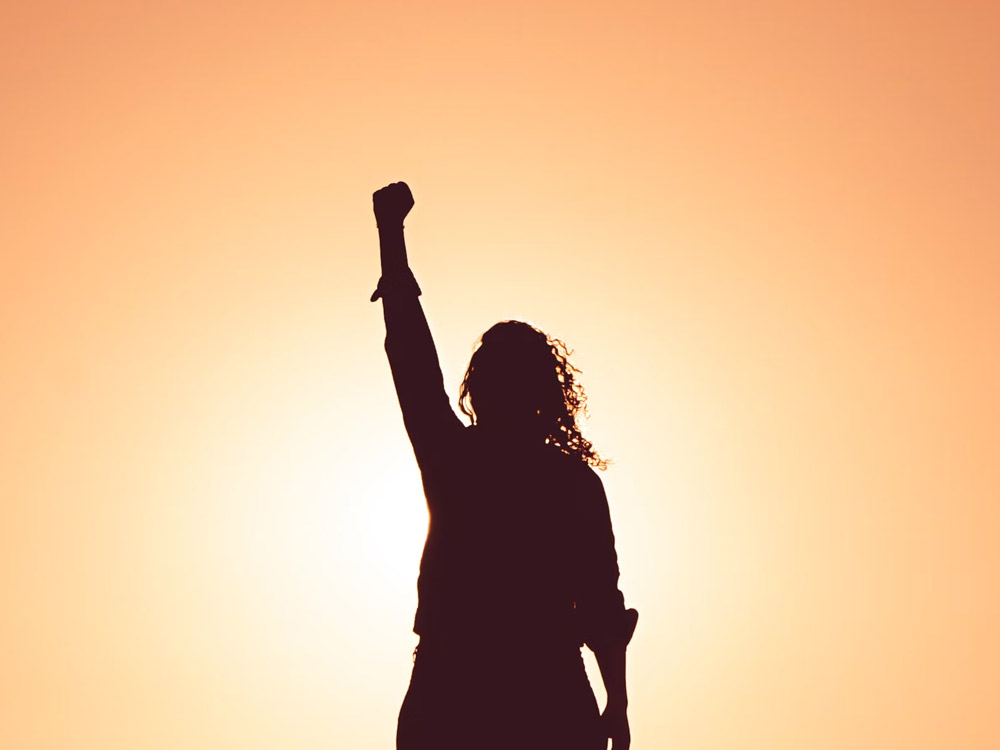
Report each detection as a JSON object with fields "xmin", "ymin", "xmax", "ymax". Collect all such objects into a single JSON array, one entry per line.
[{"xmin": 2, "ymin": 1, "xmax": 998, "ymax": 748}]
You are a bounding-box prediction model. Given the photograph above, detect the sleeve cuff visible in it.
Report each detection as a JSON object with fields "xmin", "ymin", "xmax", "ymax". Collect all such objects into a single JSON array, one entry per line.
[
  {"xmin": 583, "ymin": 607, "xmax": 639, "ymax": 651},
  {"xmin": 370, "ymin": 268, "xmax": 423, "ymax": 302}
]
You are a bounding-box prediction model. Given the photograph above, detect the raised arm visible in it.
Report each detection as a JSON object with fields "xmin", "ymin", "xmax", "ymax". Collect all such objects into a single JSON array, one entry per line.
[{"xmin": 370, "ymin": 182, "xmax": 464, "ymax": 472}]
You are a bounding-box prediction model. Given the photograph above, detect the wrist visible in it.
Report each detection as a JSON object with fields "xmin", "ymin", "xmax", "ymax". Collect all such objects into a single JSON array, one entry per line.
[
  {"xmin": 377, "ymin": 221, "xmax": 405, "ymax": 235},
  {"xmin": 607, "ymin": 685, "xmax": 628, "ymax": 708},
  {"xmin": 605, "ymin": 696, "xmax": 628, "ymax": 712}
]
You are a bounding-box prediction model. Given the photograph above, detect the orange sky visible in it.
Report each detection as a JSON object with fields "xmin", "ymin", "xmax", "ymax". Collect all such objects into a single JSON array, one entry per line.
[{"xmin": 2, "ymin": 1, "xmax": 999, "ymax": 748}]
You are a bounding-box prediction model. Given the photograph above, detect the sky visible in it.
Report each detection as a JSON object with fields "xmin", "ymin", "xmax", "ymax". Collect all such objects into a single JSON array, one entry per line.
[{"xmin": 2, "ymin": 1, "xmax": 999, "ymax": 748}]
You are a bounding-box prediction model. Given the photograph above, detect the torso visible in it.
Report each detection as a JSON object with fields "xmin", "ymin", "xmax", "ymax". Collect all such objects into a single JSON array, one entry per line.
[{"xmin": 413, "ymin": 425, "xmax": 590, "ymax": 648}]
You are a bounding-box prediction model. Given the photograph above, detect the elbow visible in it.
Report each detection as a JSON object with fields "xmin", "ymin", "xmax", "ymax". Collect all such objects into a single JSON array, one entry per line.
[
  {"xmin": 582, "ymin": 607, "xmax": 639, "ymax": 652},
  {"xmin": 384, "ymin": 331, "xmax": 401, "ymax": 358}
]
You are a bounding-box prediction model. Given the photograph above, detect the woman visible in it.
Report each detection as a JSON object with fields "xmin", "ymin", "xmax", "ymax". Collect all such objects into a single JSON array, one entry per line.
[{"xmin": 371, "ymin": 182, "xmax": 638, "ymax": 750}]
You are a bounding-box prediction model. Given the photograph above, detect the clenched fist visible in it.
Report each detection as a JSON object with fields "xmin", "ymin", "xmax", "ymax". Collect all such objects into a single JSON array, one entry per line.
[{"xmin": 373, "ymin": 181, "xmax": 414, "ymax": 228}]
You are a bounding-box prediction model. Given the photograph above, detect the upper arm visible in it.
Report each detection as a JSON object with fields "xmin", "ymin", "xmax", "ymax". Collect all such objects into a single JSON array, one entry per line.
[
  {"xmin": 576, "ymin": 467, "xmax": 638, "ymax": 650},
  {"xmin": 578, "ymin": 469, "xmax": 622, "ymax": 593},
  {"xmin": 381, "ymin": 285, "xmax": 466, "ymax": 471}
]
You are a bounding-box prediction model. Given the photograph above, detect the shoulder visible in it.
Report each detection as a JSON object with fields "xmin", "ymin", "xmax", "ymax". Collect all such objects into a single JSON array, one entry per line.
[
  {"xmin": 572, "ymin": 456, "xmax": 605, "ymax": 489},
  {"xmin": 543, "ymin": 444, "xmax": 594, "ymax": 480},
  {"xmin": 555, "ymin": 454, "xmax": 606, "ymax": 512}
]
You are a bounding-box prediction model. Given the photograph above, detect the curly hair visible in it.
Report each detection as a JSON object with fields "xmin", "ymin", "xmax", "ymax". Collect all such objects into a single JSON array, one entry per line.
[{"xmin": 458, "ymin": 320, "xmax": 609, "ymax": 471}]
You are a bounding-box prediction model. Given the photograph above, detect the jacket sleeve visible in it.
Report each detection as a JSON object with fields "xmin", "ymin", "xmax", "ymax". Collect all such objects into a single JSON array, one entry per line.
[
  {"xmin": 373, "ymin": 269, "xmax": 465, "ymax": 474},
  {"xmin": 575, "ymin": 467, "xmax": 639, "ymax": 652}
]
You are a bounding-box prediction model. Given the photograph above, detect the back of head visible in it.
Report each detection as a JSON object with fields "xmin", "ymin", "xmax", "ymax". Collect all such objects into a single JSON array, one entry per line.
[{"xmin": 459, "ymin": 320, "xmax": 607, "ymax": 470}]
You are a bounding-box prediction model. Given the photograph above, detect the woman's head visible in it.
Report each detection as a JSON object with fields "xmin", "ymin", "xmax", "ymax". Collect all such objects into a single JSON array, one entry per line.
[{"xmin": 458, "ymin": 320, "xmax": 607, "ymax": 470}]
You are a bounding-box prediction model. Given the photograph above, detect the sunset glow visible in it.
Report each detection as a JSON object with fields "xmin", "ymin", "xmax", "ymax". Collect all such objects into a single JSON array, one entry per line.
[{"xmin": 2, "ymin": 1, "xmax": 999, "ymax": 748}]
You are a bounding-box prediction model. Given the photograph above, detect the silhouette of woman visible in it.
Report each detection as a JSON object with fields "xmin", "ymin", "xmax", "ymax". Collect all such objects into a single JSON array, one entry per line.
[{"xmin": 371, "ymin": 182, "xmax": 638, "ymax": 750}]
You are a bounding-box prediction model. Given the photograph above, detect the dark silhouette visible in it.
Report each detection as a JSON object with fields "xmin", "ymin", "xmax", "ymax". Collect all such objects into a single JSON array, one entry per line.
[{"xmin": 371, "ymin": 182, "xmax": 638, "ymax": 750}]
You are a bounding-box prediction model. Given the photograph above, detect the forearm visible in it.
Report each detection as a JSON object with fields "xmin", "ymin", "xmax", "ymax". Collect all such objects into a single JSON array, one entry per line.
[
  {"xmin": 371, "ymin": 184, "xmax": 436, "ymax": 382},
  {"xmin": 376, "ymin": 227, "xmax": 444, "ymax": 410},
  {"xmin": 594, "ymin": 645, "xmax": 629, "ymax": 710},
  {"xmin": 376, "ymin": 222, "xmax": 433, "ymax": 361},
  {"xmin": 378, "ymin": 222, "xmax": 409, "ymax": 277}
]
